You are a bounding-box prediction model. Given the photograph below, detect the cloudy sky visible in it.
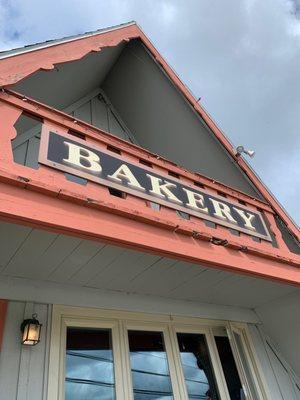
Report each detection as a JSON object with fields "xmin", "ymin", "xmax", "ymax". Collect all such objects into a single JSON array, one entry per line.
[{"xmin": 0, "ymin": 0, "xmax": 299, "ymax": 224}]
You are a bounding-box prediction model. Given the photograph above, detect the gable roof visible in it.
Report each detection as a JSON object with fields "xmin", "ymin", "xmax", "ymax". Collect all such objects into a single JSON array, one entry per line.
[
  {"xmin": 0, "ymin": 21, "xmax": 298, "ymax": 238},
  {"xmin": 0, "ymin": 21, "xmax": 135, "ymax": 59}
]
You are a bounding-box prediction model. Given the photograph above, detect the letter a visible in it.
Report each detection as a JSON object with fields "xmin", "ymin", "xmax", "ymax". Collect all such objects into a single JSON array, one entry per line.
[{"xmin": 108, "ymin": 164, "xmax": 145, "ymax": 191}]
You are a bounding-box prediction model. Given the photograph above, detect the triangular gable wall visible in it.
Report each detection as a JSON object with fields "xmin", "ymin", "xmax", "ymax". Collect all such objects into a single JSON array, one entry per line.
[{"xmin": 0, "ymin": 22, "xmax": 298, "ymax": 240}]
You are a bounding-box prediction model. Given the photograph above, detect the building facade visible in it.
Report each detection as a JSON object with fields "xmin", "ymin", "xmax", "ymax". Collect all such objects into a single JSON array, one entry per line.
[{"xmin": 0, "ymin": 22, "xmax": 299, "ymax": 400}]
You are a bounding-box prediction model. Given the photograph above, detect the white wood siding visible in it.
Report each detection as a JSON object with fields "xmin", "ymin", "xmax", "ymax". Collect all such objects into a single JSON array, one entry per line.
[{"xmin": 0, "ymin": 301, "xmax": 51, "ymax": 400}]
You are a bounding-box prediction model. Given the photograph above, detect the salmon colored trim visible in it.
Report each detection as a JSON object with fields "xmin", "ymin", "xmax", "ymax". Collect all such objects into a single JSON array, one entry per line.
[
  {"xmin": 0, "ymin": 181, "xmax": 299, "ymax": 285},
  {"xmin": 137, "ymin": 30, "xmax": 300, "ymax": 240},
  {"xmin": 0, "ymin": 166, "xmax": 295, "ymax": 264},
  {"xmin": 0, "ymin": 92, "xmax": 295, "ymax": 257},
  {"xmin": 0, "ymin": 299, "xmax": 8, "ymax": 351},
  {"xmin": 0, "ymin": 23, "xmax": 297, "ymax": 240},
  {"xmin": 0, "ymin": 90, "xmax": 274, "ymax": 213},
  {"xmin": 0, "ymin": 90, "xmax": 298, "ymax": 281}
]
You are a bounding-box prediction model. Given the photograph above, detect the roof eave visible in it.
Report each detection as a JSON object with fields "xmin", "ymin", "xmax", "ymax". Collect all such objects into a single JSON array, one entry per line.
[{"xmin": 0, "ymin": 21, "xmax": 136, "ymax": 60}]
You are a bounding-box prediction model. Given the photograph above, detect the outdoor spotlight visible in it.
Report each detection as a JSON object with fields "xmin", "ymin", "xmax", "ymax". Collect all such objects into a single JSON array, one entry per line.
[
  {"xmin": 20, "ymin": 313, "xmax": 42, "ymax": 346},
  {"xmin": 235, "ymin": 145, "xmax": 255, "ymax": 158}
]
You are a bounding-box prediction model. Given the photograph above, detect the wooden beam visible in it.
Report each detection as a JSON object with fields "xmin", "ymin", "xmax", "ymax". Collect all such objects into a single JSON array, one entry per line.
[{"xmin": 0, "ymin": 182, "xmax": 299, "ymax": 286}]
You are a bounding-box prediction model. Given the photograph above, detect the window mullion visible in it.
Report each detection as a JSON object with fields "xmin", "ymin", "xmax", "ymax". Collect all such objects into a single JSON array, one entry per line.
[
  {"xmin": 167, "ymin": 324, "xmax": 190, "ymax": 400},
  {"xmin": 161, "ymin": 325, "xmax": 185, "ymax": 400},
  {"xmin": 119, "ymin": 321, "xmax": 134, "ymax": 400},
  {"xmin": 111, "ymin": 320, "xmax": 126, "ymax": 400},
  {"xmin": 58, "ymin": 319, "xmax": 67, "ymax": 400}
]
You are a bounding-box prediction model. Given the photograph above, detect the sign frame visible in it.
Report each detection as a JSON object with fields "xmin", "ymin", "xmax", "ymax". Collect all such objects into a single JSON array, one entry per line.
[{"xmin": 39, "ymin": 126, "xmax": 272, "ymax": 242}]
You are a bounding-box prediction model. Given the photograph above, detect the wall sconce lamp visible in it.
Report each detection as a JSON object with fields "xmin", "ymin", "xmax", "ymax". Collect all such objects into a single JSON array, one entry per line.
[
  {"xmin": 235, "ymin": 145, "xmax": 255, "ymax": 158},
  {"xmin": 20, "ymin": 313, "xmax": 42, "ymax": 346}
]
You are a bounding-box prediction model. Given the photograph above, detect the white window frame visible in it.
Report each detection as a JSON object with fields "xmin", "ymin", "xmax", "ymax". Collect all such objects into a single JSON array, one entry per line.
[
  {"xmin": 227, "ymin": 322, "xmax": 269, "ymax": 400},
  {"xmin": 47, "ymin": 305, "xmax": 268, "ymax": 400}
]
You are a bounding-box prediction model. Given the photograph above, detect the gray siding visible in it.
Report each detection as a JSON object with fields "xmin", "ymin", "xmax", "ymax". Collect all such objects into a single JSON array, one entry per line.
[
  {"xmin": 255, "ymin": 289, "xmax": 300, "ymax": 378},
  {"xmin": 0, "ymin": 301, "xmax": 51, "ymax": 400},
  {"xmin": 0, "ymin": 299, "xmax": 299, "ymax": 400},
  {"xmin": 248, "ymin": 324, "xmax": 300, "ymax": 400},
  {"xmin": 12, "ymin": 90, "xmax": 136, "ymax": 170},
  {"xmin": 103, "ymin": 41, "xmax": 261, "ymax": 198}
]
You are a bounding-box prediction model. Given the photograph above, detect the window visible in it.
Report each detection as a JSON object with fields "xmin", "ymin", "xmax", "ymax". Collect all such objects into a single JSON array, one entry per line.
[
  {"xmin": 65, "ymin": 327, "xmax": 115, "ymax": 399},
  {"xmin": 227, "ymin": 325, "xmax": 266, "ymax": 400},
  {"xmin": 128, "ymin": 330, "xmax": 174, "ymax": 399},
  {"xmin": 48, "ymin": 307, "xmax": 267, "ymax": 400},
  {"xmin": 215, "ymin": 335, "xmax": 243, "ymax": 399},
  {"xmin": 177, "ymin": 332, "xmax": 220, "ymax": 400}
]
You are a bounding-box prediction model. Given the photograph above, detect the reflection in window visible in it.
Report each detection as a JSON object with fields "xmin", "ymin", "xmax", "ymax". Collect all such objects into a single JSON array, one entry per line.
[
  {"xmin": 177, "ymin": 333, "xmax": 220, "ymax": 400},
  {"xmin": 215, "ymin": 336, "xmax": 244, "ymax": 400},
  {"xmin": 65, "ymin": 327, "xmax": 115, "ymax": 400},
  {"xmin": 128, "ymin": 330, "xmax": 174, "ymax": 400}
]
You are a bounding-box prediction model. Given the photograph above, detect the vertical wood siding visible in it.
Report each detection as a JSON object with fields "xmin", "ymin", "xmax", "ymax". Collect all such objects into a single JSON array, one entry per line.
[
  {"xmin": 12, "ymin": 90, "xmax": 136, "ymax": 170},
  {"xmin": 0, "ymin": 299, "xmax": 8, "ymax": 351},
  {"xmin": 248, "ymin": 324, "xmax": 300, "ymax": 400},
  {"xmin": 0, "ymin": 302, "xmax": 299, "ymax": 399},
  {"xmin": 0, "ymin": 301, "xmax": 51, "ymax": 400}
]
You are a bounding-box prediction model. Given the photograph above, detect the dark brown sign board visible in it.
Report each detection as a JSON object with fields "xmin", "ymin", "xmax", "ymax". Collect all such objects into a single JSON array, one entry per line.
[{"xmin": 39, "ymin": 127, "xmax": 272, "ymax": 241}]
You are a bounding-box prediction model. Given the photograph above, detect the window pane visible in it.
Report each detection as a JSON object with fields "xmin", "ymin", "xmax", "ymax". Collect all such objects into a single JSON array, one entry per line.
[
  {"xmin": 128, "ymin": 330, "xmax": 174, "ymax": 400},
  {"xmin": 215, "ymin": 336, "xmax": 244, "ymax": 400},
  {"xmin": 177, "ymin": 332, "xmax": 220, "ymax": 400},
  {"xmin": 65, "ymin": 327, "xmax": 115, "ymax": 400}
]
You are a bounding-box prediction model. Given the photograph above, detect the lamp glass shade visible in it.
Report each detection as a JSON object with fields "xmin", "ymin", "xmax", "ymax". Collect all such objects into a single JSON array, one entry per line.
[{"xmin": 21, "ymin": 319, "xmax": 41, "ymax": 345}]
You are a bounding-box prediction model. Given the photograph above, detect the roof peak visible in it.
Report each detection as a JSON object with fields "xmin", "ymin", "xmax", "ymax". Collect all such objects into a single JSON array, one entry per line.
[{"xmin": 0, "ymin": 21, "xmax": 137, "ymax": 60}]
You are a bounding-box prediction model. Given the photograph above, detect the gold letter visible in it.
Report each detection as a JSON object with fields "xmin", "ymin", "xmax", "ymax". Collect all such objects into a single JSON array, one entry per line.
[
  {"xmin": 63, "ymin": 142, "xmax": 102, "ymax": 173},
  {"xmin": 146, "ymin": 174, "xmax": 182, "ymax": 204},
  {"xmin": 182, "ymin": 188, "xmax": 208, "ymax": 214},
  {"xmin": 210, "ymin": 199, "xmax": 237, "ymax": 224},
  {"xmin": 233, "ymin": 207, "xmax": 256, "ymax": 230},
  {"xmin": 108, "ymin": 164, "xmax": 145, "ymax": 191}
]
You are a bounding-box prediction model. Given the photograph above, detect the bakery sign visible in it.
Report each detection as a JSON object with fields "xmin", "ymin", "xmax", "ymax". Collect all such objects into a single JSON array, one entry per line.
[{"xmin": 39, "ymin": 128, "xmax": 272, "ymax": 241}]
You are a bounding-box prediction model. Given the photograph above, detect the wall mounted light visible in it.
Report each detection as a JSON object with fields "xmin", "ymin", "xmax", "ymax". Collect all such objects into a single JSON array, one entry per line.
[
  {"xmin": 235, "ymin": 145, "xmax": 255, "ymax": 158},
  {"xmin": 20, "ymin": 313, "xmax": 42, "ymax": 346}
]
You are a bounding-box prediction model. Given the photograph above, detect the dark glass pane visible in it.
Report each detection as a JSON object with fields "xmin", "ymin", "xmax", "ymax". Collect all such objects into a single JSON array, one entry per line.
[
  {"xmin": 177, "ymin": 333, "xmax": 220, "ymax": 400},
  {"xmin": 128, "ymin": 330, "xmax": 174, "ymax": 400},
  {"xmin": 215, "ymin": 336, "xmax": 244, "ymax": 400},
  {"xmin": 65, "ymin": 327, "xmax": 115, "ymax": 400}
]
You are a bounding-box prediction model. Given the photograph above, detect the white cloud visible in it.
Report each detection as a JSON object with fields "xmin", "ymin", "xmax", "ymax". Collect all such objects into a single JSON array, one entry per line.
[{"xmin": 0, "ymin": 0, "xmax": 299, "ymax": 224}]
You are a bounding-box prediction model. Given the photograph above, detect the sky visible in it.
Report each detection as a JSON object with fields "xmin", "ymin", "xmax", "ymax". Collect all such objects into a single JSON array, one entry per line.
[{"xmin": 0, "ymin": 0, "xmax": 299, "ymax": 225}]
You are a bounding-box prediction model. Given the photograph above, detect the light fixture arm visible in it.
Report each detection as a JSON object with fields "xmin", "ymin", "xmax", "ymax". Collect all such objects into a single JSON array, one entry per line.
[{"xmin": 235, "ymin": 145, "xmax": 255, "ymax": 158}]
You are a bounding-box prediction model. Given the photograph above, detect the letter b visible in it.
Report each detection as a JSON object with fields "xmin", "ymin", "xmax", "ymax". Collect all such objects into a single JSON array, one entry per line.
[{"xmin": 63, "ymin": 142, "xmax": 102, "ymax": 173}]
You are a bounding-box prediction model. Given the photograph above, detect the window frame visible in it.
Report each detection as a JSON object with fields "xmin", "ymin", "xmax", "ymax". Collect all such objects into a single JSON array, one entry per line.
[
  {"xmin": 226, "ymin": 322, "xmax": 269, "ymax": 400},
  {"xmin": 47, "ymin": 305, "xmax": 268, "ymax": 400}
]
